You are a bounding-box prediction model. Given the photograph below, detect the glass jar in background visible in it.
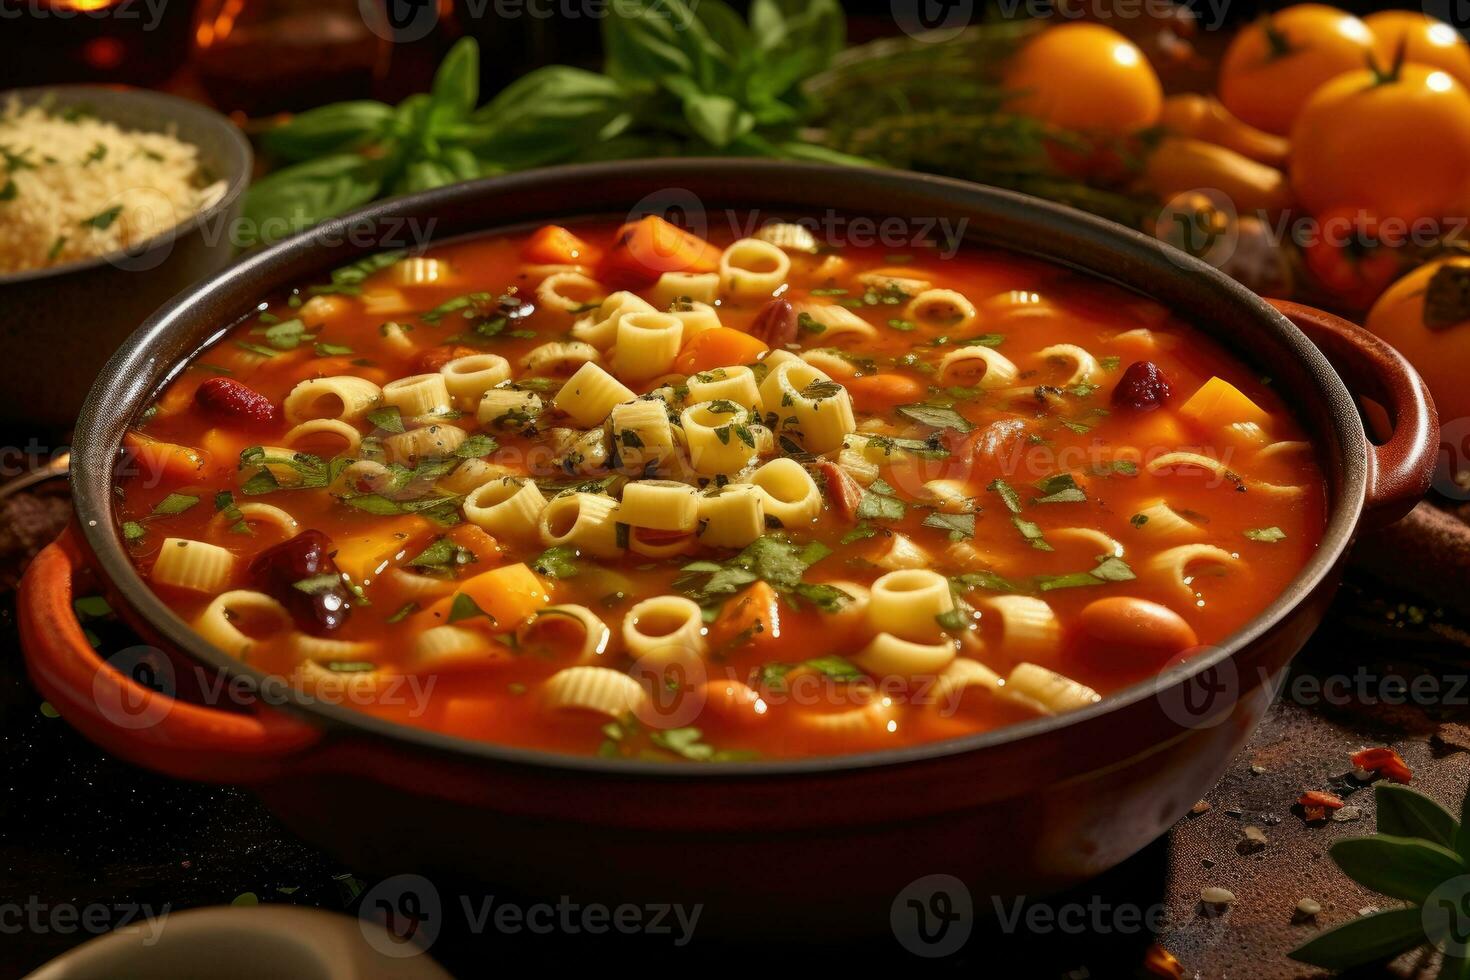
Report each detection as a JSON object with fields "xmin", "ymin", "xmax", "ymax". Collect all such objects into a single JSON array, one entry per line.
[
  {"xmin": 189, "ymin": 0, "xmax": 399, "ymax": 116},
  {"xmin": 0, "ymin": 0, "xmax": 197, "ymax": 87}
]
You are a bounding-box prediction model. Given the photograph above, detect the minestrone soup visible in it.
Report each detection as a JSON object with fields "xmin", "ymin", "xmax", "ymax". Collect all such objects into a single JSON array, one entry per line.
[{"xmin": 115, "ymin": 215, "xmax": 1326, "ymax": 761}]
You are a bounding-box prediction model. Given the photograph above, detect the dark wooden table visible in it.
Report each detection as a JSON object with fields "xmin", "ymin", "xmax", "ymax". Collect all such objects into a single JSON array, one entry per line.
[{"xmin": 3, "ymin": 481, "xmax": 1466, "ymax": 979}]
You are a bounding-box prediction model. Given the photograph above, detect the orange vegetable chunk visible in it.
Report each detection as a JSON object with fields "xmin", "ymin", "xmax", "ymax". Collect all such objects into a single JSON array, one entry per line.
[
  {"xmin": 1177, "ymin": 376, "xmax": 1271, "ymax": 432},
  {"xmin": 600, "ymin": 215, "xmax": 722, "ymax": 287},
  {"xmin": 419, "ymin": 562, "xmax": 552, "ymax": 631}
]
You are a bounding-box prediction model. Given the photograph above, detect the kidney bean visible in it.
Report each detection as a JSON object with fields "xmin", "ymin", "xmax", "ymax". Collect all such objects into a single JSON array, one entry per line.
[
  {"xmin": 1111, "ymin": 361, "xmax": 1173, "ymax": 411},
  {"xmin": 194, "ymin": 377, "xmax": 278, "ymax": 427},
  {"xmin": 248, "ymin": 529, "xmax": 351, "ymax": 634}
]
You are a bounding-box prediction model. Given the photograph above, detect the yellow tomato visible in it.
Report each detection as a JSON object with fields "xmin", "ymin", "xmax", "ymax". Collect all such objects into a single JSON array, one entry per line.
[
  {"xmin": 1366, "ymin": 257, "xmax": 1470, "ymax": 432},
  {"xmin": 1366, "ymin": 10, "xmax": 1470, "ymax": 91},
  {"xmin": 1218, "ymin": 4, "xmax": 1375, "ymax": 136},
  {"xmin": 1002, "ymin": 23, "xmax": 1162, "ymax": 135},
  {"xmin": 1290, "ymin": 65, "xmax": 1470, "ymax": 223}
]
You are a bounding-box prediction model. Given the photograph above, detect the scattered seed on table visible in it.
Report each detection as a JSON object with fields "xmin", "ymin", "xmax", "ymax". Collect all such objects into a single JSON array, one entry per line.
[
  {"xmin": 1201, "ymin": 887, "xmax": 1236, "ymax": 906},
  {"xmin": 1332, "ymin": 806, "xmax": 1362, "ymax": 823},
  {"xmin": 1243, "ymin": 826, "xmax": 1268, "ymax": 846},
  {"xmin": 1190, "ymin": 800, "xmax": 1212, "ymax": 816},
  {"xmin": 1359, "ymin": 906, "xmax": 1378, "ymax": 916},
  {"xmin": 1296, "ymin": 898, "xmax": 1321, "ymax": 918}
]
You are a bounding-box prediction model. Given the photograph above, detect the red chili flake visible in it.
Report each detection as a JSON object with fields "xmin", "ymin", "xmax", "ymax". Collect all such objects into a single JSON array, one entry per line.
[
  {"xmin": 1298, "ymin": 790, "xmax": 1345, "ymax": 822},
  {"xmin": 1351, "ymin": 747, "xmax": 1413, "ymax": 784}
]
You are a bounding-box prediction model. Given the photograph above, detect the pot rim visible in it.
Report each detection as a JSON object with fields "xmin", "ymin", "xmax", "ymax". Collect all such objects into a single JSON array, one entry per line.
[
  {"xmin": 67, "ymin": 159, "xmax": 1367, "ymax": 779},
  {"xmin": 0, "ymin": 85, "xmax": 253, "ymax": 286}
]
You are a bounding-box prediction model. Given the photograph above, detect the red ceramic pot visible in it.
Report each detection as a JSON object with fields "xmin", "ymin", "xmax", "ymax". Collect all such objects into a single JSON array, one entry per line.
[{"xmin": 17, "ymin": 162, "xmax": 1438, "ymax": 935}]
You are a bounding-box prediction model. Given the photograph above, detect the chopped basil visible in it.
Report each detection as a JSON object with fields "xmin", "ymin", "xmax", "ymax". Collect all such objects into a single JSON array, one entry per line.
[
  {"xmin": 922, "ymin": 511, "xmax": 975, "ymax": 539},
  {"xmin": 956, "ymin": 334, "xmax": 1005, "ymax": 348},
  {"xmin": 408, "ymin": 537, "xmax": 475, "ymax": 569},
  {"xmin": 935, "ymin": 608, "xmax": 970, "ymax": 631},
  {"xmin": 447, "ymin": 592, "xmax": 496, "ymax": 624},
  {"xmin": 314, "ymin": 342, "xmax": 355, "ymax": 357},
  {"xmin": 292, "ymin": 573, "xmax": 341, "ymax": 595},
  {"xmin": 122, "ymin": 520, "xmax": 146, "ymax": 542},
  {"xmin": 759, "ymin": 654, "xmax": 864, "ymax": 690},
  {"xmin": 887, "ymin": 318, "xmax": 917, "ymax": 332},
  {"xmin": 235, "ymin": 341, "xmax": 278, "ymax": 358},
  {"xmin": 365, "ymin": 406, "xmax": 405, "ymax": 433},
  {"xmin": 150, "ymin": 492, "xmax": 199, "ymax": 516},
  {"xmin": 840, "ymin": 522, "xmax": 879, "ymax": 544},
  {"xmin": 1129, "ymin": 513, "xmax": 1149, "ymax": 528},
  {"xmin": 454, "ymin": 433, "xmax": 498, "ymax": 458},
  {"xmin": 1011, "ymin": 514, "xmax": 1053, "ymax": 551},
  {"xmin": 1032, "ymin": 473, "xmax": 1087, "ymax": 505},
  {"xmin": 386, "ymin": 601, "xmax": 420, "ymax": 623},
  {"xmin": 1036, "ymin": 555, "xmax": 1136, "ymax": 591},
  {"xmin": 1245, "ymin": 526, "xmax": 1286, "ymax": 542},
  {"xmin": 796, "ymin": 312, "xmax": 826, "ymax": 335},
  {"xmin": 988, "ymin": 478, "xmax": 1023, "ymax": 514},
  {"xmin": 327, "ymin": 661, "xmax": 377, "ymax": 673},
  {"xmin": 897, "ymin": 403, "xmax": 973, "ymax": 433},
  {"xmin": 82, "ymin": 205, "xmax": 122, "ymax": 230},
  {"xmin": 214, "ymin": 490, "xmax": 252, "ymax": 535},
  {"xmin": 856, "ymin": 479, "xmax": 906, "ymax": 521},
  {"xmin": 532, "ymin": 545, "xmax": 580, "ymax": 579}
]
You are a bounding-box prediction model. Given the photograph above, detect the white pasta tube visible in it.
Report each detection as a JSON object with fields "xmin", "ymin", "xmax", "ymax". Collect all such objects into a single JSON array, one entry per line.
[
  {"xmin": 553, "ymin": 362, "xmax": 636, "ymax": 427},
  {"xmin": 538, "ymin": 492, "xmax": 623, "ymax": 557},
  {"xmin": 687, "ymin": 365, "xmax": 762, "ymax": 413},
  {"xmin": 696, "ymin": 484, "xmax": 766, "ymax": 548},
  {"xmin": 152, "ymin": 538, "xmax": 233, "ymax": 594},
  {"xmin": 681, "ymin": 402, "xmax": 761, "ymax": 475},
  {"xmin": 548, "ymin": 427, "xmax": 610, "ymax": 474},
  {"xmin": 609, "ymin": 398, "xmax": 677, "ymax": 472},
  {"xmin": 789, "ymin": 302, "xmax": 878, "ymax": 343},
  {"xmin": 536, "ymin": 271, "xmax": 605, "ymax": 313},
  {"xmin": 720, "ymin": 238, "xmax": 791, "ymax": 301},
  {"xmin": 668, "ymin": 301, "xmax": 722, "ymax": 342},
  {"xmin": 283, "ymin": 376, "xmax": 381, "ymax": 424},
  {"xmin": 297, "ymin": 294, "xmax": 350, "ymax": 326},
  {"xmin": 929, "ymin": 658, "xmax": 1003, "ymax": 708},
  {"xmin": 1148, "ymin": 544, "xmax": 1242, "ymax": 597},
  {"xmin": 464, "ymin": 478, "xmax": 547, "ymax": 543},
  {"xmin": 287, "ymin": 633, "xmax": 375, "ymax": 664},
  {"xmin": 543, "ymin": 665, "xmax": 649, "ymax": 718},
  {"xmin": 874, "ymin": 534, "xmax": 932, "ymax": 570},
  {"xmin": 619, "ymin": 480, "xmax": 699, "ymax": 532},
  {"xmin": 477, "ymin": 386, "xmax": 543, "ymax": 428},
  {"xmin": 1036, "ymin": 344, "xmax": 1102, "ymax": 386},
  {"xmin": 1129, "ymin": 499, "xmax": 1199, "ymax": 537},
  {"xmin": 770, "ymin": 361, "xmax": 855, "ymax": 454},
  {"xmin": 518, "ymin": 605, "xmax": 612, "ymax": 661},
  {"xmin": 571, "ymin": 291, "xmax": 656, "ymax": 349},
  {"xmin": 936, "ymin": 346, "xmax": 1019, "ymax": 389},
  {"xmin": 796, "ymin": 695, "xmax": 896, "ymax": 742},
  {"xmin": 905, "ymin": 289, "xmax": 977, "ymax": 329},
  {"xmin": 440, "ymin": 354, "xmax": 511, "ymax": 404},
  {"xmin": 622, "ymin": 595, "xmax": 708, "ymax": 664},
  {"xmin": 867, "ymin": 569, "xmax": 955, "ymax": 642},
  {"xmin": 746, "ymin": 457, "xmax": 821, "ymax": 527},
  {"xmin": 393, "ymin": 256, "xmax": 448, "ymax": 286},
  {"xmin": 194, "ymin": 590, "xmax": 292, "ymax": 659},
  {"xmin": 754, "ymin": 222, "xmax": 819, "ymax": 254},
  {"xmin": 652, "ymin": 271, "xmax": 721, "ymax": 308},
  {"xmin": 415, "ymin": 625, "xmax": 514, "ymax": 671},
  {"xmin": 283, "ymin": 418, "xmax": 361, "ymax": 457},
  {"xmin": 1005, "ymin": 662, "xmax": 1100, "ymax": 713},
  {"xmin": 856, "ymin": 270, "xmax": 931, "ymax": 295},
  {"xmin": 210, "ymin": 502, "xmax": 298, "ymax": 537},
  {"xmin": 362, "ymin": 289, "xmax": 410, "ymax": 318},
  {"xmin": 377, "ymin": 320, "xmax": 415, "ymax": 356},
  {"xmin": 922, "ymin": 479, "xmax": 975, "ymax": 514},
  {"xmin": 1050, "ymin": 526, "xmax": 1125, "ymax": 558},
  {"xmin": 854, "ymin": 633, "xmax": 957, "ymax": 680},
  {"xmin": 520, "ymin": 341, "xmax": 600, "ymax": 376},
  {"xmin": 292, "ymin": 659, "xmax": 381, "ymax": 700},
  {"xmin": 381, "ymin": 373, "xmax": 452, "ymax": 418},
  {"xmin": 611, "ymin": 311, "xmax": 684, "ymax": 382},
  {"xmin": 436, "ymin": 459, "xmax": 517, "ymax": 496},
  {"xmin": 383, "ymin": 422, "xmax": 466, "ymax": 465},
  {"xmin": 977, "ymin": 596, "xmax": 1062, "ymax": 664}
]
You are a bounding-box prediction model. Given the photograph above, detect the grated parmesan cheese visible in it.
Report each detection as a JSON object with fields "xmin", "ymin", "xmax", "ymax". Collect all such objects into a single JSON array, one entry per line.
[{"xmin": 0, "ymin": 101, "xmax": 226, "ymax": 274}]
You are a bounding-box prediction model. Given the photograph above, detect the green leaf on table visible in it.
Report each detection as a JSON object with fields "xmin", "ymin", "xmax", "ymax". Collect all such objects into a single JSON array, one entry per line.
[
  {"xmin": 1375, "ymin": 784, "xmax": 1459, "ymax": 849},
  {"xmin": 430, "ymin": 37, "xmax": 480, "ymax": 116},
  {"xmin": 1287, "ymin": 907, "xmax": 1429, "ymax": 970},
  {"xmin": 1329, "ymin": 835, "xmax": 1465, "ymax": 904}
]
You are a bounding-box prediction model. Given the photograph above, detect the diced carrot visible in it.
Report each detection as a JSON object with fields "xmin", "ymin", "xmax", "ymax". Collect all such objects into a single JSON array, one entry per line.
[
  {"xmin": 122, "ymin": 432, "xmax": 209, "ymax": 485},
  {"xmin": 1178, "ymin": 376, "xmax": 1271, "ymax": 432},
  {"xmin": 523, "ymin": 224, "xmax": 601, "ymax": 266},
  {"xmin": 845, "ymin": 373, "xmax": 927, "ymax": 413},
  {"xmin": 333, "ymin": 517, "xmax": 431, "ymax": 585},
  {"xmin": 673, "ymin": 327, "xmax": 769, "ymax": 375},
  {"xmin": 419, "ymin": 562, "xmax": 552, "ymax": 631},
  {"xmin": 413, "ymin": 344, "xmax": 480, "ymax": 375},
  {"xmin": 709, "ymin": 581, "xmax": 781, "ymax": 651},
  {"xmin": 698, "ymin": 678, "xmax": 769, "ymax": 727},
  {"xmin": 599, "ymin": 215, "xmax": 722, "ymax": 287},
  {"xmin": 447, "ymin": 524, "xmax": 501, "ymax": 564},
  {"xmin": 1351, "ymin": 747, "xmax": 1413, "ymax": 784}
]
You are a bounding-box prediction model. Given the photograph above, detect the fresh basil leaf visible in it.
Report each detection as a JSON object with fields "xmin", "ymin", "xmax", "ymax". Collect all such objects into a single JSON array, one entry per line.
[
  {"xmin": 366, "ymin": 406, "xmax": 405, "ymax": 433},
  {"xmin": 748, "ymin": 0, "xmax": 844, "ymax": 100},
  {"xmin": 239, "ymin": 154, "xmax": 383, "ymax": 248},
  {"xmin": 1328, "ymin": 835, "xmax": 1464, "ymax": 903},
  {"xmin": 1011, "ymin": 514, "xmax": 1052, "ymax": 551},
  {"xmin": 465, "ymin": 67, "xmax": 631, "ymax": 170},
  {"xmin": 922, "ymin": 511, "xmax": 975, "ymax": 539},
  {"xmin": 430, "ymin": 37, "xmax": 480, "ymax": 116},
  {"xmin": 447, "ymin": 592, "xmax": 496, "ymax": 625},
  {"xmin": 1287, "ymin": 907, "xmax": 1428, "ymax": 971},
  {"xmin": 262, "ymin": 101, "xmax": 393, "ymax": 161},
  {"xmin": 1374, "ymin": 785, "xmax": 1459, "ymax": 849},
  {"xmin": 680, "ymin": 90, "xmax": 754, "ymax": 148},
  {"xmin": 386, "ymin": 601, "xmax": 419, "ymax": 624},
  {"xmin": 1032, "ymin": 473, "xmax": 1087, "ymax": 505},
  {"xmin": 532, "ymin": 545, "xmax": 580, "ymax": 579},
  {"xmin": 988, "ymin": 478, "xmax": 1023, "ymax": 514}
]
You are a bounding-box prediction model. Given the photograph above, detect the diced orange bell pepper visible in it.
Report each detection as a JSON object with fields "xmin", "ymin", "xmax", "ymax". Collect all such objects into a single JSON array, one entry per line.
[
  {"xmin": 845, "ymin": 374, "xmax": 926, "ymax": 413},
  {"xmin": 673, "ymin": 327, "xmax": 769, "ymax": 375},
  {"xmin": 1351, "ymin": 746, "xmax": 1413, "ymax": 784},
  {"xmin": 1178, "ymin": 376, "xmax": 1271, "ymax": 432},
  {"xmin": 333, "ymin": 516, "xmax": 431, "ymax": 586},
  {"xmin": 446, "ymin": 524, "xmax": 501, "ymax": 564},
  {"xmin": 122, "ymin": 432, "xmax": 209, "ymax": 486},
  {"xmin": 418, "ymin": 562, "xmax": 552, "ymax": 631},
  {"xmin": 709, "ymin": 581, "xmax": 781, "ymax": 651},
  {"xmin": 599, "ymin": 215, "xmax": 722, "ymax": 287},
  {"xmin": 523, "ymin": 224, "xmax": 601, "ymax": 266}
]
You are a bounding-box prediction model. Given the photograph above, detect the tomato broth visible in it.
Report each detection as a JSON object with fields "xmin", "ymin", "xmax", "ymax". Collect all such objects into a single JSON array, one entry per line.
[{"xmin": 115, "ymin": 215, "xmax": 1326, "ymax": 761}]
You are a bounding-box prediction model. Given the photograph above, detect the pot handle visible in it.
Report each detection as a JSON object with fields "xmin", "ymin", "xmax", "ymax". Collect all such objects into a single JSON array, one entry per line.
[
  {"xmin": 1267, "ymin": 299, "xmax": 1438, "ymax": 528},
  {"xmin": 18, "ymin": 526, "xmax": 320, "ymax": 782}
]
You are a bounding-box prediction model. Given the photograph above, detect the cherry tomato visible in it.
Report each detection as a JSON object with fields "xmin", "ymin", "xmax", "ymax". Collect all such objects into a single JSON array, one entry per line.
[
  {"xmin": 1003, "ymin": 23, "xmax": 1162, "ymax": 136},
  {"xmin": 1300, "ymin": 208, "xmax": 1405, "ymax": 310},
  {"xmin": 1291, "ymin": 65, "xmax": 1470, "ymax": 224},
  {"xmin": 1218, "ymin": 4, "xmax": 1375, "ymax": 136},
  {"xmin": 1365, "ymin": 10, "xmax": 1470, "ymax": 91}
]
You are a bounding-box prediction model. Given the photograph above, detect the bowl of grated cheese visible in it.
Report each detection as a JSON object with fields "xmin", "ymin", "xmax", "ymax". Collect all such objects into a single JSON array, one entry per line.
[{"xmin": 0, "ymin": 86, "xmax": 251, "ymax": 428}]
